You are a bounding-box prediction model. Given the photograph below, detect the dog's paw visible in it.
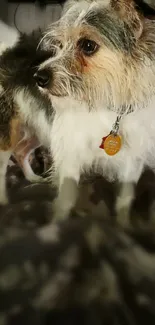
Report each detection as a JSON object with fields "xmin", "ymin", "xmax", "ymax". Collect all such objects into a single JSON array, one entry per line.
[
  {"xmin": 115, "ymin": 196, "xmax": 131, "ymax": 227},
  {"xmin": 115, "ymin": 183, "xmax": 135, "ymax": 227},
  {"xmin": 52, "ymin": 198, "xmax": 71, "ymax": 221}
]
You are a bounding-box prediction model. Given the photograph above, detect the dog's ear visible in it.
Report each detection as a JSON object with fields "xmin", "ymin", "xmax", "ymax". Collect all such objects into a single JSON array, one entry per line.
[{"xmin": 111, "ymin": 0, "xmax": 143, "ymax": 38}]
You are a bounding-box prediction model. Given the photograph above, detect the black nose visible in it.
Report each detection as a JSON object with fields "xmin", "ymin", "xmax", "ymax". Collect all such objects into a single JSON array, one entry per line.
[{"xmin": 34, "ymin": 69, "xmax": 50, "ymax": 88}]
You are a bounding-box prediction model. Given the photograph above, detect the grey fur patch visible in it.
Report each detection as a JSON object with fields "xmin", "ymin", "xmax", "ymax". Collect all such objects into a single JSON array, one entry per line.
[{"xmin": 85, "ymin": 9, "xmax": 135, "ymax": 52}]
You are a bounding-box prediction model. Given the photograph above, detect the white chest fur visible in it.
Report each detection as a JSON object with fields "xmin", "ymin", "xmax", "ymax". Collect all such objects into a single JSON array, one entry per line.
[{"xmin": 51, "ymin": 97, "xmax": 155, "ymax": 184}]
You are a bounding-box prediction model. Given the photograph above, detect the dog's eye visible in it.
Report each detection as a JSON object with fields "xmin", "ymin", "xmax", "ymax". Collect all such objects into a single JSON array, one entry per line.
[{"xmin": 77, "ymin": 38, "xmax": 99, "ymax": 56}]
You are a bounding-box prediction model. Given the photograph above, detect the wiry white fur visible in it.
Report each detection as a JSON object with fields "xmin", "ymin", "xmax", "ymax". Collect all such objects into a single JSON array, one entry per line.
[
  {"xmin": 50, "ymin": 95, "xmax": 155, "ymax": 219},
  {"xmin": 51, "ymin": 96, "xmax": 155, "ymax": 182},
  {"xmin": 0, "ymin": 42, "xmax": 7, "ymax": 55}
]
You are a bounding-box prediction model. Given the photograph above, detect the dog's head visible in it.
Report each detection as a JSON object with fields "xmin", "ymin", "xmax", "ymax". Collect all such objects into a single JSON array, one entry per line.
[
  {"xmin": 0, "ymin": 30, "xmax": 54, "ymax": 119},
  {"xmin": 35, "ymin": 0, "xmax": 155, "ymax": 113}
]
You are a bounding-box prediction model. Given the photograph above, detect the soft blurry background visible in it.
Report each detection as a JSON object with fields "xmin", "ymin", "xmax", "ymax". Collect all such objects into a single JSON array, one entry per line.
[{"xmin": 0, "ymin": 0, "xmax": 63, "ymax": 45}]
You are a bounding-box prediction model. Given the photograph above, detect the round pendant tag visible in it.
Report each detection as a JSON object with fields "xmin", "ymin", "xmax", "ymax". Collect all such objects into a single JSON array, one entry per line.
[{"xmin": 104, "ymin": 134, "xmax": 122, "ymax": 156}]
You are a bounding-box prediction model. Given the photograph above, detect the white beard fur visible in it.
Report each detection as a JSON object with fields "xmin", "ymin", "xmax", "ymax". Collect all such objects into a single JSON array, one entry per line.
[{"xmin": 50, "ymin": 95, "xmax": 155, "ymax": 222}]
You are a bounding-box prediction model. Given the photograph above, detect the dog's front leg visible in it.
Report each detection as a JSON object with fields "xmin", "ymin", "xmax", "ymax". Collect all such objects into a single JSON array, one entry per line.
[
  {"xmin": 52, "ymin": 165, "xmax": 80, "ymax": 220},
  {"xmin": 115, "ymin": 160, "xmax": 144, "ymax": 227},
  {"xmin": 115, "ymin": 182, "xmax": 135, "ymax": 227}
]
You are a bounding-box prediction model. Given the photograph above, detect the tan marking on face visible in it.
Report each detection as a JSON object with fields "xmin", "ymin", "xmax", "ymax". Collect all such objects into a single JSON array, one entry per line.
[
  {"xmin": 71, "ymin": 53, "xmax": 88, "ymax": 74},
  {"xmin": 68, "ymin": 25, "xmax": 102, "ymax": 74}
]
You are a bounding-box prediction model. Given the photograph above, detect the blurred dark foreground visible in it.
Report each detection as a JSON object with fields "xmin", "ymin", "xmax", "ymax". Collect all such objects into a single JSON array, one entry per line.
[{"xmin": 0, "ymin": 148, "xmax": 155, "ymax": 325}]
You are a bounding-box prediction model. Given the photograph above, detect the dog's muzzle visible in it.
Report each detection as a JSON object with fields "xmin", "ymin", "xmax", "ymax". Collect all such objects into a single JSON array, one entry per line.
[{"xmin": 34, "ymin": 69, "xmax": 51, "ymax": 88}]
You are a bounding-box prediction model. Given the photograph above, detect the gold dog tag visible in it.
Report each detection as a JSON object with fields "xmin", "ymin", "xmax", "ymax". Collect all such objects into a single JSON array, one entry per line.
[
  {"xmin": 99, "ymin": 115, "xmax": 122, "ymax": 156},
  {"xmin": 100, "ymin": 133, "xmax": 122, "ymax": 156},
  {"xmin": 104, "ymin": 134, "xmax": 122, "ymax": 156}
]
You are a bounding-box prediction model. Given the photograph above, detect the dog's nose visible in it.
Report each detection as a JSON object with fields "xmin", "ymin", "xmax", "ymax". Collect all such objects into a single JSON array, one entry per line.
[{"xmin": 34, "ymin": 69, "xmax": 50, "ymax": 88}]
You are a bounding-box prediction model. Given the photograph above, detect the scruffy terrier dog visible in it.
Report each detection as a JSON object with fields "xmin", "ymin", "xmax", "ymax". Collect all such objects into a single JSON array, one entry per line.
[
  {"xmin": 0, "ymin": 31, "xmax": 53, "ymax": 204},
  {"xmin": 33, "ymin": 0, "xmax": 155, "ymax": 221}
]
